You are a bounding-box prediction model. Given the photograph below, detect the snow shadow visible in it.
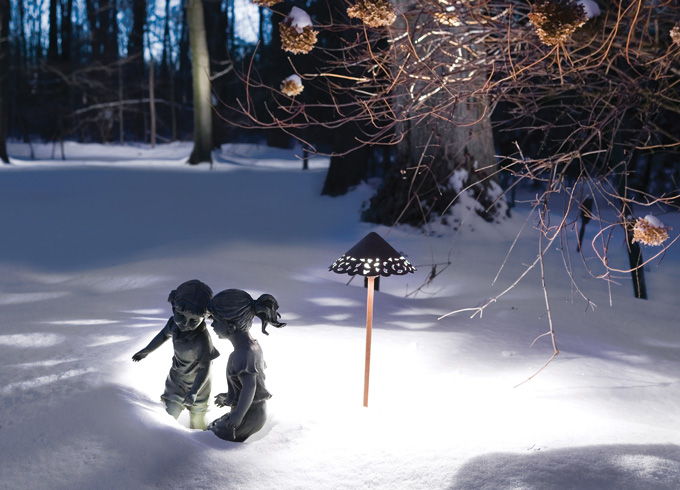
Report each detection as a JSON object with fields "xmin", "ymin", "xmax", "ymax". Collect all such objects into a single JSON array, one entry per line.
[
  {"xmin": 294, "ymin": 287, "xmax": 485, "ymax": 335},
  {"xmin": 0, "ymin": 383, "xmax": 247, "ymax": 490},
  {"xmin": 0, "ymin": 166, "xmax": 337, "ymax": 271},
  {"xmin": 450, "ymin": 444, "xmax": 680, "ymax": 490}
]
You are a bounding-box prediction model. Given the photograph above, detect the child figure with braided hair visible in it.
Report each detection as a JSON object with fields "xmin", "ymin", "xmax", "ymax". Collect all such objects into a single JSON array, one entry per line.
[
  {"xmin": 132, "ymin": 280, "xmax": 219, "ymax": 429},
  {"xmin": 207, "ymin": 289, "xmax": 285, "ymax": 442}
]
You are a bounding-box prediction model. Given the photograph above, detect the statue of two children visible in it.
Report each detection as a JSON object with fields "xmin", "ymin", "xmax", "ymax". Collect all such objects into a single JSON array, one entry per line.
[{"xmin": 132, "ymin": 280, "xmax": 285, "ymax": 442}]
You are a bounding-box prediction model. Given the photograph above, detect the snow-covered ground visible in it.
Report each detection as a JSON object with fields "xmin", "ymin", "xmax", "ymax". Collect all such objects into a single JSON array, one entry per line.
[{"xmin": 1, "ymin": 142, "xmax": 679, "ymax": 489}]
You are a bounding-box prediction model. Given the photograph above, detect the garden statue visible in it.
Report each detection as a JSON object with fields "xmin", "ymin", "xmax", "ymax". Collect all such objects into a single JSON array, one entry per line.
[
  {"xmin": 207, "ymin": 289, "xmax": 285, "ymax": 442},
  {"xmin": 132, "ymin": 279, "xmax": 219, "ymax": 430}
]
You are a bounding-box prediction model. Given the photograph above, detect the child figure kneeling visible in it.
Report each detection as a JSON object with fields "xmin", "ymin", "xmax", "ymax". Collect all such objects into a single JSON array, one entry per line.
[
  {"xmin": 132, "ymin": 280, "xmax": 219, "ymax": 429},
  {"xmin": 208, "ymin": 289, "xmax": 285, "ymax": 442}
]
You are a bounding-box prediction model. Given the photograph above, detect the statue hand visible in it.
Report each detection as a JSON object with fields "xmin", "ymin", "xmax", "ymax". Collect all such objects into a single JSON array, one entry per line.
[
  {"xmin": 214, "ymin": 393, "xmax": 231, "ymax": 407},
  {"xmin": 132, "ymin": 350, "xmax": 148, "ymax": 362},
  {"xmin": 183, "ymin": 393, "xmax": 197, "ymax": 406}
]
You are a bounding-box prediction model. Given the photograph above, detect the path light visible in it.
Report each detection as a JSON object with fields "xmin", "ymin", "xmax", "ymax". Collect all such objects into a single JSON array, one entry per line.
[{"xmin": 329, "ymin": 232, "xmax": 415, "ymax": 407}]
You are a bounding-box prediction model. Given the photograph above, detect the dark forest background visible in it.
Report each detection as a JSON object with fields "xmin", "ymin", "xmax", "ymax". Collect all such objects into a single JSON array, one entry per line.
[
  {"xmin": 0, "ymin": 0, "xmax": 678, "ymax": 302},
  {"xmin": 0, "ymin": 0, "xmax": 394, "ymax": 195},
  {"xmin": 2, "ymin": 0, "xmax": 280, "ymax": 146},
  {"xmin": 0, "ymin": 0, "xmax": 678, "ymax": 203}
]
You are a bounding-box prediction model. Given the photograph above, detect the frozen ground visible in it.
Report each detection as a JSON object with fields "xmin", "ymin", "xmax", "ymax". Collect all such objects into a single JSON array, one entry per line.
[{"xmin": 1, "ymin": 142, "xmax": 679, "ymax": 490}]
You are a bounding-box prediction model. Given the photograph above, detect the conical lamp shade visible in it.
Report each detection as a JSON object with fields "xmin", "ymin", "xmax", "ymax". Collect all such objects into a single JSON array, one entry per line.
[{"xmin": 329, "ymin": 232, "xmax": 416, "ymax": 277}]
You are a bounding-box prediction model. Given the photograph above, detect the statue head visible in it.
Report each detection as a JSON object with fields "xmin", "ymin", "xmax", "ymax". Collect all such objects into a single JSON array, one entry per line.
[
  {"xmin": 209, "ymin": 289, "xmax": 286, "ymax": 339},
  {"xmin": 168, "ymin": 280, "xmax": 213, "ymax": 332}
]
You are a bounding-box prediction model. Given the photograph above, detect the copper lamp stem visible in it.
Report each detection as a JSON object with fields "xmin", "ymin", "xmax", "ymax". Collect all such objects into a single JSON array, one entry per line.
[{"xmin": 363, "ymin": 275, "xmax": 376, "ymax": 407}]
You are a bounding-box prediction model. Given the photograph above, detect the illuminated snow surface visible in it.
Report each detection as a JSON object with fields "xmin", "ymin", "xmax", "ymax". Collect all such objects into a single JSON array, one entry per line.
[{"xmin": 1, "ymin": 142, "xmax": 679, "ymax": 489}]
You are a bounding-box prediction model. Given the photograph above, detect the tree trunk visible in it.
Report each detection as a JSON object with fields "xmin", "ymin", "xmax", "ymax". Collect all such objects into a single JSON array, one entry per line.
[
  {"xmin": 227, "ymin": 0, "xmax": 235, "ymax": 50},
  {"xmin": 363, "ymin": 1, "xmax": 504, "ymax": 226},
  {"xmin": 161, "ymin": 0, "xmax": 177, "ymax": 141},
  {"xmin": 178, "ymin": 0, "xmax": 191, "ymax": 105},
  {"xmin": 258, "ymin": 6, "xmax": 264, "ymax": 43},
  {"xmin": 322, "ymin": 125, "xmax": 370, "ymax": 196},
  {"xmin": 576, "ymin": 197, "xmax": 593, "ymax": 252},
  {"xmin": 17, "ymin": 0, "xmax": 26, "ymax": 64},
  {"xmin": 118, "ymin": 62, "xmax": 124, "ymax": 143},
  {"xmin": 60, "ymin": 0, "xmax": 73, "ymax": 62},
  {"xmin": 103, "ymin": 1, "xmax": 118, "ymax": 62},
  {"xmin": 186, "ymin": 0, "xmax": 212, "ymax": 164},
  {"xmin": 170, "ymin": 71, "xmax": 177, "ymax": 141},
  {"xmin": 128, "ymin": 0, "xmax": 146, "ymax": 71},
  {"xmin": 161, "ymin": 0, "xmax": 171, "ymax": 69},
  {"xmin": 127, "ymin": 0, "xmax": 146, "ymax": 142},
  {"xmin": 203, "ymin": 0, "xmax": 227, "ymax": 70},
  {"xmin": 86, "ymin": 0, "xmax": 117, "ymax": 62},
  {"xmin": 203, "ymin": 0, "xmax": 228, "ymax": 147},
  {"xmin": 85, "ymin": 0, "xmax": 100, "ymax": 59},
  {"xmin": 624, "ymin": 221, "xmax": 647, "ymax": 299},
  {"xmin": 0, "ymin": 0, "xmax": 9, "ymax": 163},
  {"xmin": 364, "ymin": 99, "xmax": 500, "ymax": 227},
  {"xmin": 322, "ymin": 149, "xmax": 370, "ymax": 196},
  {"xmin": 149, "ymin": 57, "xmax": 156, "ymax": 147},
  {"xmin": 618, "ymin": 162, "xmax": 647, "ymax": 299},
  {"xmin": 35, "ymin": 2, "xmax": 43, "ymax": 59},
  {"xmin": 48, "ymin": 0, "xmax": 59, "ymax": 62}
]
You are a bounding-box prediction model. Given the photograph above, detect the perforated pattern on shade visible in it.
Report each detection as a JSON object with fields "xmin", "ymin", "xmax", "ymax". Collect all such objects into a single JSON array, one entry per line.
[{"xmin": 329, "ymin": 232, "xmax": 416, "ymax": 277}]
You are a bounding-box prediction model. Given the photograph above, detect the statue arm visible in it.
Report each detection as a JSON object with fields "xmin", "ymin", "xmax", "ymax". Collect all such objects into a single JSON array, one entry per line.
[
  {"xmin": 228, "ymin": 373, "xmax": 257, "ymax": 427},
  {"xmin": 132, "ymin": 325, "xmax": 171, "ymax": 361}
]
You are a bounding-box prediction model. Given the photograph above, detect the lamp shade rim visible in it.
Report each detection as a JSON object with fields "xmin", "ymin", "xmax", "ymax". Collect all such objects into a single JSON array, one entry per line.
[{"xmin": 328, "ymin": 232, "xmax": 416, "ymax": 277}]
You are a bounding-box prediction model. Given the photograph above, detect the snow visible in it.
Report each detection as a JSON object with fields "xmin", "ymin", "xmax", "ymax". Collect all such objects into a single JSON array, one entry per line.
[
  {"xmin": 1, "ymin": 142, "xmax": 680, "ymax": 489},
  {"xmin": 644, "ymin": 214, "xmax": 666, "ymax": 229},
  {"xmin": 450, "ymin": 167, "xmax": 469, "ymax": 192},
  {"xmin": 282, "ymin": 74, "xmax": 302, "ymax": 85},
  {"xmin": 578, "ymin": 0, "xmax": 601, "ymax": 19},
  {"xmin": 287, "ymin": 6, "xmax": 313, "ymax": 33}
]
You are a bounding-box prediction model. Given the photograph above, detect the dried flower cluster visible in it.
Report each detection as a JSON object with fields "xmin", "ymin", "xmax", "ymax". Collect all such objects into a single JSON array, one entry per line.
[
  {"xmin": 280, "ymin": 75, "xmax": 304, "ymax": 96},
  {"xmin": 347, "ymin": 0, "xmax": 397, "ymax": 28},
  {"xmin": 671, "ymin": 24, "xmax": 680, "ymax": 46},
  {"xmin": 250, "ymin": 0, "xmax": 280, "ymax": 7},
  {"xmin": 632, "ymin": 217, "xmax": 670, "ymax": 246},
  {"xmin": 279, "ymin": 22, "xmax": 318, "ymax": 55},
  {"xmin": 433, "ymin": 11, "xmax": 462, "ymax": 26},
  {"xmin": 528, "ymin": 0, "xmax": 587, "ymax": 46}
]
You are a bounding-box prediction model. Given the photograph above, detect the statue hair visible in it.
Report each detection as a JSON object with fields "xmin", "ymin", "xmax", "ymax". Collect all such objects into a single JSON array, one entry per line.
[
  {"xmin": 167, "ymin": 279, "xmax": 213, "ymax": 315},
  {"xmin": 210, "ymin": 289, "xmax": 286, "ymax": 335}
]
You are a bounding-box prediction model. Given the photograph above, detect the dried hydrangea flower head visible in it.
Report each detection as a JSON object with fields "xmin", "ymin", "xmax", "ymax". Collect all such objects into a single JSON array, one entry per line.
[
  {"xmin": 671, "ymin": 24, "xmax": 680, "ymax": 47},
  {"xmin": 280, "ymin": 74, "xmax": 304, "ymax": 96},
  {"xmin": 347, "ymin": 0, "xmax": 397, "ymax": 28},
  {"xmin": 280, "ymin": 7, "xmax": 318, "ymax": 55},
  {"xmin": 434, "ymin": 11, "xmax": 462, "ymax": 27},
  {"xmin": 632, "ymin": 215, "xmax": 670, "ymax": 246},
  {"xmin": 250, "ymin": 0, "xmax": 280, "ymax": 6},
  {"xmin": 528, "ymin": 0, "xmax": 591, "ymax": 46}
]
